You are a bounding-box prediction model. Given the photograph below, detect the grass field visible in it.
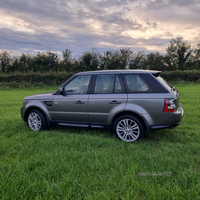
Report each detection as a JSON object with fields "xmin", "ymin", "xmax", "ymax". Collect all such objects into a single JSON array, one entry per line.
[{"xmin": 0, "ymin": 83, "xmax": 200, "ymax": 199}]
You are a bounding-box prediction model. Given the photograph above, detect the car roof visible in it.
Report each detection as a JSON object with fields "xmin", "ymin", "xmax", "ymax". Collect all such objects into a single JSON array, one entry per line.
[{"xmin": 76, "ymin": 69, "xmax": 161, "ymax": 75}]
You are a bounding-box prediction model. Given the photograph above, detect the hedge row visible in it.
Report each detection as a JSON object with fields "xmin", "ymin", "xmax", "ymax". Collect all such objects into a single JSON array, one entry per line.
[
  {"xmin": 161, "ymin": 70, "xmax": 200, "ymax": 82},
  {"xmin": 0, "ymin": 72, "xmax": 75, "ymax": 86},
  {"xmin": 0, "ymin": 71, "xmax": 200, "ymax": 87}
]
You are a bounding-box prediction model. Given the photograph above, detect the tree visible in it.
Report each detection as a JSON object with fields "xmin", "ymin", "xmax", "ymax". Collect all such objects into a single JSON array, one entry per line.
[
  {"xmin": 99, "ymin": 48, "xmax": 132, "ymax": 70},
  {"xmin": 61, "ymin": 48, "xmax": 74, "ymax": 72},
  {"xmin": 129, "ymin": 51, "xmax": 146, "ymax": 69},
  {"xmin": 18, "ymin": 53, "xmax": 35, "ymax": 73},
  {"xmin": 193, "ymin": 43, "xmax": 200, "ymax": 70},
  {"xmin": 145, "ymin": 52, "xmax": 165, "ymax": 71},
  {"xmin": 163, "ymin": 54, "xmax": 176, "ymax": 71},
  {"xmin": 166, "ymin": 37, "xmax": 192, "ymax": 70},
  {"xmin": 0, "ymin": 50, "xmax": 12, "ymax": 73},
  {"xmin": 119, "ymin": 48, "xmax": 132, "ymax": 69},
  {"xmin": 100, "ymin": 50, "xmax": 120, "ymax": 70},
  {"xmin": 79, "ymin": 50, "xmax": 100, "ymax": 71},
  {"xmin": 32, "ymin": 51, "xmax": 59, "ymax": 72},
  {"xmin": 63, "ymin": 48, "xmax": 72, "ymax": 62}
]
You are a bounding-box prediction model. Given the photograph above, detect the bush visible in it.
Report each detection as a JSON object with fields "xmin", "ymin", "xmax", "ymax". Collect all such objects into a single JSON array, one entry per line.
[
  {"xmin": 0, "ymin": 71, "xmax": 200, "ymax": 89},
  {"xmin": 0, "ymin": 72, "xmax": 75, "ymax": 87},
  {"xmin": 161, "ymin": 70, "xmax": 200, "ymax": 82}
]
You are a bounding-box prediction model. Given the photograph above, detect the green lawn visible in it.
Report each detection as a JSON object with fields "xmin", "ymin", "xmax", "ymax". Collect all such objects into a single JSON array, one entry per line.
[{"xmin": 0, "ymin": 83, "xmax": 200, "ymax": 199}]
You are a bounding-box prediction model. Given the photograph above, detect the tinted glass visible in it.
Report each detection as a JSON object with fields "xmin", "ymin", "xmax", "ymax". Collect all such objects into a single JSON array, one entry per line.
[
  {"xmin": 94, "ymin": 74, "xmax": 123, "ymax": 94},
  {"xmin": 140, "ymin": 74, "xmax": 168, "ymax": 93},
  {"xmin": 156, "ymin": 75, "xmax": 172, "ymax": 91},
  {"xmin": 125, "ymin": 74, "xmax": 149, "ymax": 92},
  {"xmin": 94, "ymin": 74, "xmax": 115, "ymax": 94},
  {"xmin": 114, "ymin": 75, "xmax": 122, "ymax": 93}
]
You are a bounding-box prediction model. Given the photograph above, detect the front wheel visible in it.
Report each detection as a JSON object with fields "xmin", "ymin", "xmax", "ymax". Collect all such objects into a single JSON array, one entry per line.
[
  {"xmin": 27, "ymin": 109, "xmax": 47, "ymax": 131},
  {"xmin": 113, "ymin": 115, "xmax": 144, "ymax": 142}
]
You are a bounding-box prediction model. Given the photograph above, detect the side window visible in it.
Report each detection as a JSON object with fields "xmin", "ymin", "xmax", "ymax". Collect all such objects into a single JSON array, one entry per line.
[
  {"xmin": 64, "ymin": 75, "xmax": 91, "ymax": 94},
  {"xmin": 94, "ymin": 74, "xmax": 122, "ymax": 94},
  {"xmin": 114, "ymin": 75, "xmax": 122, "ymax": 93},
  {"xmin": 124, "ymin": 74, "xmax": 149, "ymax": 92}
]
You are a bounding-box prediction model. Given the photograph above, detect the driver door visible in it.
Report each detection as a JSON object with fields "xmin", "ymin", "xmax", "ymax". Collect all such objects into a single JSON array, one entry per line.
[{"xmin": 53, "ymin": 75, "xmax": 91, "ymax": 124}]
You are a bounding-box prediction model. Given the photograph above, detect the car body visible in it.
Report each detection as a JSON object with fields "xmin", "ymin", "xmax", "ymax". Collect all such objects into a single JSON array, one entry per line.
[{"xmin": 21, "ymin": 70, "xmax": 184, "ymax": 142}]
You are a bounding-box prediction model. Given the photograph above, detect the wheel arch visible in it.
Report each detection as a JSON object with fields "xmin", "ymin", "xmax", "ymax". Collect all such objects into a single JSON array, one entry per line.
[
  {"xmin": 24, "ymin": 107, "xmax": 51, "ymax": 129},
  {"xmin": 111, "ymin": 111, "xmax": 150, "ymax": 136}
]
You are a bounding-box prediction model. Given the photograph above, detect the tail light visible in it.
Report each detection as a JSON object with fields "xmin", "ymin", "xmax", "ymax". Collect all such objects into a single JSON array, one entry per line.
[{"xmin": 164, "ymin": 99, "xmax": 176, "ymax": 112}]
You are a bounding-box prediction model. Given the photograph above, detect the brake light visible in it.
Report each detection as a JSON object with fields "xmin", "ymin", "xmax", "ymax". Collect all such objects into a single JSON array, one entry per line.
[{"xmin": 164, "ymin": 99, "xmax": 176, "ymax": 112}]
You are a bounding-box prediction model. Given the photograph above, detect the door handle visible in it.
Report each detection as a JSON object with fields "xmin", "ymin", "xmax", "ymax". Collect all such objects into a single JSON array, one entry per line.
[
  {"xmin": 110, "ymin": 100, "xmax": 121, "ymax": 104},
  {"xmin": 75, "ymin": 100, "xmax": 85, "ymax": 104}
]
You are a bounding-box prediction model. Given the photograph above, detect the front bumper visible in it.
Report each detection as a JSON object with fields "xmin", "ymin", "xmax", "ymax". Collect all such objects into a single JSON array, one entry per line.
[{"xmin": 21, "ymin": 106, "xmax": 25, "ymax": 121}]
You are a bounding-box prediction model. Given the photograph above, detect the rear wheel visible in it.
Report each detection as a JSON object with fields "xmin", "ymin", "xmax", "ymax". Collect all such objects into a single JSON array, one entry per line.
[
  {"xmin": 27, "ymin": 109, "xmax": 47, "ymax": 131},
  {"xmin": 113, "ymin": 115, "xmax": 144, "ymax": 142}
]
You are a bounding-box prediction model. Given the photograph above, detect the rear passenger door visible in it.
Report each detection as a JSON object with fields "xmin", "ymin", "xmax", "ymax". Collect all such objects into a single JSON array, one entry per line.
[
  {"xmin": 123, "ymin": 74, "xmax": 164, "ymax": 116},
  {"xmin": 88, "ymin": 74, "xmax": 127, "ymax": 126}
]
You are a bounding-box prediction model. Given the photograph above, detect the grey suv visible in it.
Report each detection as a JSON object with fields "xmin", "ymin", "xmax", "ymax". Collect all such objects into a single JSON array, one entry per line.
[{"xmin": 21, "ymin": 70, "xmax": 184, "ymax": 142}]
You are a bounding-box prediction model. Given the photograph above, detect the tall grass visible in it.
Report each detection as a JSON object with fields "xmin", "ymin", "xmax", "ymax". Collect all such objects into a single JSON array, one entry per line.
[{"xmin": 0, "ymin": 83, "xmax": 200, "ymax": 199}]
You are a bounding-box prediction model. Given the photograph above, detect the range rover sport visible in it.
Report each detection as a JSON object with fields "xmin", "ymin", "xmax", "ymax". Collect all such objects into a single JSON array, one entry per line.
[{"xmin": 21, "ymin": 70, "xmax": 184, "ymax": 142}]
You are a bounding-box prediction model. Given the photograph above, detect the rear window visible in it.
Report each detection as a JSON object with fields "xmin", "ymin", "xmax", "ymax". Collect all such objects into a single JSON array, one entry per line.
[
  {"xmin": 124, "ymin": 74, "xmax": 152, "ymax": 92},
  {"xmin": 156, "ymin": 75, "xmax": 172, "ymax": 91},
  {"xmin": 139, "ymin": 73, "xmax": 169, "ymax": 93}
]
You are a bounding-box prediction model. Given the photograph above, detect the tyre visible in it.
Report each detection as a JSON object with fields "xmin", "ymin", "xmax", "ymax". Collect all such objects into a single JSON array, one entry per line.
[
  {"xmin": 27, "ymin": 109, "xmax": 47, "ymax": 131},
  {"xmin": 113, "ymin": 115, "xmax": 144, "ymax": 142}
]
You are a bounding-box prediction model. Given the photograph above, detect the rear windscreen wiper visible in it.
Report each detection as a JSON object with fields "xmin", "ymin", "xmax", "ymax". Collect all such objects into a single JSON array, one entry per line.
[{"xmin": 171, "ymin": 86, "xmax": 175, "ymax": 91}]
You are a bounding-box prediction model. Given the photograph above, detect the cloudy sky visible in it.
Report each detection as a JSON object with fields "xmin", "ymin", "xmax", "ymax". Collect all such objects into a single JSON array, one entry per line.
[{"xmin": 0, "ymin": 0, "xmax": 200, "ymax": 57}]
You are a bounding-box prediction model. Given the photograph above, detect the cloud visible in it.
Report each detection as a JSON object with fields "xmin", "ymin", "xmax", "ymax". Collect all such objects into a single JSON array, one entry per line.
[{"xmin": 0, "ymin": 0, "xmax": 200, "ymax": 57}]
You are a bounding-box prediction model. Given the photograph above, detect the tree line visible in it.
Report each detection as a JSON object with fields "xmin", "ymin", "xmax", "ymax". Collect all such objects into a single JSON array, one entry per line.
[{"xmin": 0, "ymin": 37, "xmax": 200, "ymax": 74}]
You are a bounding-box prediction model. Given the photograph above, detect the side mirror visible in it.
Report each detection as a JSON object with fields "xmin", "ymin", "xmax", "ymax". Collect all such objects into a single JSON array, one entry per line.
[{"xmin": 59, "ymin": 87, "xmax": 66, "ymax": 95}]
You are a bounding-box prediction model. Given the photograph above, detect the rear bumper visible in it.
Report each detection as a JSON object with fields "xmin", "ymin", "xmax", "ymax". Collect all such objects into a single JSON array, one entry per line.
[
  {"xmin": 150, "ymin": 122, "xmax": 181, "ymax": 130},
  {"xmin": 150, "ymin": 106, "xmax": 184, "ymax": 130}
]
